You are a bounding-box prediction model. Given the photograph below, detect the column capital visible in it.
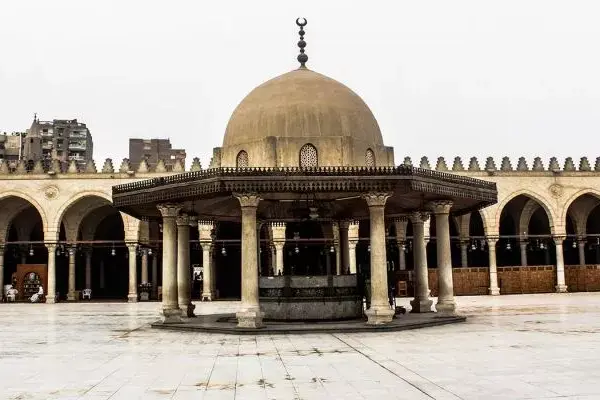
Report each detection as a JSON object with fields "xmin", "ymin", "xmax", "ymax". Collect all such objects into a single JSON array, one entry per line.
[
  {"xmin": 188, "ymin": 215, "xmax": 198, "ymax": 228},
  {"xmin": 45, "ymin": 243, "xmax": 57, "ymax": 251},
  {"xmin": 409, "ymin": 211, "xmax": 430, "ymax": 224},
  {"xmin": 363, "ymin": 192, "xmax": 392, "ymax": 207},
  {"xmin": 157, "ymin": 203, "xmax": 182, "ymax": 218},
  {"xmin": 553, "ymin": 235, "xmax": 566, "ymax": 245},
  {"xmin": 428, "ymin": 200, "xmax": 453, "ymax": 214},
  {"xmin": 176, "ymin": 214, "xmax": 190, "ymax": 226},
  {"xmin": 198, "ymin": 222, "xmax": 215, "ymax": 240},
  {"xmin": 234, "ymin": 193, "xmax": 261, "ymax": 208},
  {"xmin": 126, "ymin": 243, "xmax": 138, "ymax": 251},
  {"xmin": 338, "ymin": 220, "xmax": 350, "ymax": 229}
]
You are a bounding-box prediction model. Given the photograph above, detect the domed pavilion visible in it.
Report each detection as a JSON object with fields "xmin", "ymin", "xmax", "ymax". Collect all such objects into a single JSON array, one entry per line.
[{"xmin": 113, "ymin": 19, "xmax": 497, "ymax": 329}]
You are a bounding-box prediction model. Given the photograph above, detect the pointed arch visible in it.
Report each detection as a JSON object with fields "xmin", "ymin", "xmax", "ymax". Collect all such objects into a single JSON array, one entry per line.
[
  {"xmin": 495, "ymin": 190, "xmax": 557, "ymax": 233},
  {"xmin": 236, "ymin": 150, "xmax": 249, "ymax": 168}
]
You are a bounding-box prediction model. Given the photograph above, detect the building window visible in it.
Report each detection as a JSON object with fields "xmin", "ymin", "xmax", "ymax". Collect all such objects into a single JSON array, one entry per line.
[
  {"xmin": 299, "ymin": 143, "xmax": 318, "ymax": 167},
  {"xmin": 365, "ymin": 148, "xmax": 376, "ymax": 167},
  {"xmin": 236, "ymin": 150, "xmax": 249, "ymax": 168}
]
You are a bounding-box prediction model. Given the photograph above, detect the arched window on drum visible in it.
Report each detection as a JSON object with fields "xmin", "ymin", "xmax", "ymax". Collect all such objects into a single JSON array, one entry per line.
[
  {"xmin": 236, "ymin": 150, "xmax": 249, "ymax": 168},
  {"xmin": 365, "ymin": 148, "xmax": 376, "ymax": 167},
  {"xmin": 299, "ymin": 144, "xmax": 318, "ymax": 167}
]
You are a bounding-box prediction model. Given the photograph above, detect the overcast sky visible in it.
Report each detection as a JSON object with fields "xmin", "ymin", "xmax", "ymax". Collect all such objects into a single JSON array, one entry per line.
[{"xmin": 1, "ymin": 0, "xmax": 599, "ymax": 168}]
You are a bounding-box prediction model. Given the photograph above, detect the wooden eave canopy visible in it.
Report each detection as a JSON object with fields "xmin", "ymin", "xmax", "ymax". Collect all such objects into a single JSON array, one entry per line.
[{"xmin": 112, "ymin": 166, "xmax": 498, "ymax": 222}]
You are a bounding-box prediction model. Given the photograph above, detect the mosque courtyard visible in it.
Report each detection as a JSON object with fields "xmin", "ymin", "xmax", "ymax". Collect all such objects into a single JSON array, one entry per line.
[{"xmin": 0, "ymin": 294, "xmax": 598, "ymax": 400}]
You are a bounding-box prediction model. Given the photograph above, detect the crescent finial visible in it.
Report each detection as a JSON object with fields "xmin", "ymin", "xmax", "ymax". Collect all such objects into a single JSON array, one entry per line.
[{"xmin": 296, "ymin": 18, "xmax": 308, "ymax": 68}]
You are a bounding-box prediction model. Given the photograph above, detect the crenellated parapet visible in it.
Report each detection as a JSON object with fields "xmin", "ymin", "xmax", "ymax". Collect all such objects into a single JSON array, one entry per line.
[
  {"xmin": 0, "ymin": 157, "xmax": 204, "ymax": 178},
  {"xmin": 413, "ymin": 156, "xmax": 600, "ymax": 173}
]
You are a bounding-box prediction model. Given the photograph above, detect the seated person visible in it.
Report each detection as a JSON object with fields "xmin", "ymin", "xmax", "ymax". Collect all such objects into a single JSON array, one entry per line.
[
  {"xmin": 6, "ymin": 286, "xmax": 18, "ymax": 302},
  {"xmin": 30, "ymin": 285, "xmax": 44, "ymax": 303}
]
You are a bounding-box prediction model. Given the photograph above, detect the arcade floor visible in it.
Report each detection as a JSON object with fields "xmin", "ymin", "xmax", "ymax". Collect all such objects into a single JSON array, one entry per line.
[{"xmin": 0, "ymin": 293, "xmax": 599, "ymax": 400}]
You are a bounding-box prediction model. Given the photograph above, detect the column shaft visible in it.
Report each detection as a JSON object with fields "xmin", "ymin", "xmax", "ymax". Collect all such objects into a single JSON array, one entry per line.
[
  {"xmin": 274, "ymin": 243, "xmax": 284, "ymax": 275},
  {"xmin": 177, "ymin": 216, "xmax": 193, "ymax": 317},
  {"xmin": 235, "ymin": 194, "xmax": 263, "ymax": 328},
  {"xmin": 46, "ymin": 244, "xmax": 57, "ymax": 303},
  {"xmin": 85, "ymin": 250, "xmax": 92, "ymax": 289},
  {"xmin": 487, "ymin": 239, "xmax": 500, "ymax": 295},
  {"xmin": 555, "ymin": 238, "xmax": 567, "ymax": 293},
  {"xmin": 520, "ymin": 242, "xmax": 528, "ymax": 267},
  {"xmin": 410, "ymin": 213, "xmax": 433, "ymax": 312},
  {"xmin": 348, "ymin": 241, "xmax": 357, "ymax": 274},
  {"xmin": 157, "ymin": 204, "xmax": 182, "ymax": 323},
  {"xmin": 202, "ymin": 244, "xmax": 213, "ymax": 300},
  {"xmin": 127, "ymin": 244, "xmax": 138, "ymax": 302},
  {"xmin": 578, "ymin": 242, "xmax": 586, "ymax": 266},
  {"xmin": 398, "ymin": 244, "xmax": 406, "ymax": 270},
  {"xmin": 151, "ymin": 253, "xmax": 158, "ymax": 299},
  {"xmin": 141, "ymin": 249, "xmax": 149, "ymax": 283},
  {"xmin": 364, "ymin": 193, "xmax": 394, "ymax": 324},
  {"xmin": 339, "ymin": 223, "xmax": 349, "ymax": 274},
  {"xmin": 460, "ymin": 242, "xmax": 468, "ymax": 268},
  {"xmin": 431, "ymin": 202, "xmax": 455, "ymax": 314},
  {"xmin": 67, "ymin": 247, "xmax": 76, "ymax": 301}
]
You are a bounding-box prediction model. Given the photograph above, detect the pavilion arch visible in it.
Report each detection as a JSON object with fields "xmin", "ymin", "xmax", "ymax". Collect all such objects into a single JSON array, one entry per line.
[
  {"xmin": 560, "ymin": 189, "xmax": 600, "ymax": 229},
  {"xmin": 495, "ymin": 190, "xmax": 558, "ymax": 233},
  {"xmin": 0, "ymin": 192, "xmax": 49, "ymax": 236}
]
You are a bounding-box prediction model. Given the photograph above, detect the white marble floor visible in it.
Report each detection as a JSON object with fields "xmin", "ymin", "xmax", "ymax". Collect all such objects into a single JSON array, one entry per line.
[{"xmin": 1, "ymin": 293, "xmax": 599, "ymax": 400}]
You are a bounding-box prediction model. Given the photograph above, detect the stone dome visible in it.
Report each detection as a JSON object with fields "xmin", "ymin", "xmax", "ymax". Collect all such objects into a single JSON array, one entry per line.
[{"xmin": 223, "ymin": 68, "xmax": 384, "ymax": 148}]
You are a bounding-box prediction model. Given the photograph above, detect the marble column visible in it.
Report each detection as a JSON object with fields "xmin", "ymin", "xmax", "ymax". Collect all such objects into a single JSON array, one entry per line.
[
  {"xmin": 460, "ymin": 240, "xmax": 469, "ymax": 268},
  {"xmin": 348, "ymin": 240, "xmax": 358, "ymax": 274},
  {"xmin": 520, "ymin": 241, "xmax": 528, "ymax": 267},
  {"xmin": 46, "ymin": 244, "xmax": 57, "ymax": 303},
  {"xmin": 176, "ymin": 214, "xmax": 194, "ymax": 317},
  {"xmin": 127, "ymin": 244, "xmax": 138, "ymax": 303},
  {"xmin": 348, "ymin": 222, "xmax": 359, "ymax": 274},
  {"xmin": 274, "ymin": 243, "xmax": 284, "ymax": 275},
  {"xmin": 578, "ymin": 240, "xmax": 586, "ymax": 266},
  {"xmin": 364, "ymin": 193, "xmax": 394, "ymax": 324},
  {"xmin": 430, "ymin": 201, "xmax": 455, "ymax": 314},
  {"xmin": 333, "ymin": 222, "xmax": 342, "ymax": 275},
  {"xmin": 398, "ymin": 242, "xmax": 406, "ymax": 270},
  {"xmin": 235, "ymin": 193, "xmax": 263, "ymax": 328},
  {"xmin": 67, "ymin": 246, "xmax": 77, "ymax": 301},
  {"xmin": 339, "ymin": 221, "xmax": 350, "ymax": 274},
  {"xmin": 554, "ymin": 236, "xmax": 568, "ymax": 293},
  {"xmin": 141, "ymin": 248, "xmax": 149, "ymax": 283},
  {"xmin": 0, "ymin": 245, "xmax": 4, "ymax": 299},
  {"xmin": 201, "ymin": 242, "xmax": 213, "ymax": 300},
  {"xmin": 270, "ymin": 245, "xmax": 276, "ymax": 275},
  {"xmin": 198, "ymin": 221, "xmax": 214, "ymax": 301},
  {"xmin": 410, "ymin": 212, "xmax": 433, "ymax": 313},
  {"xmin": 151, "ymin": 253, "xmax": 158, "ymax": 299},
  {"xmin": 487, "ymin": 238, "xmax": 501, "ymax": 295},
  {"xmin": 85, "ymin": 249, "xmax": 92, "ymax": 289},
  {"xmin": 270, "ymin": 222, "xmax": 286, "ymax": 275},
  {"xmin": 157, "ymin": 203, "xmax": 182, "ymax": 323}
]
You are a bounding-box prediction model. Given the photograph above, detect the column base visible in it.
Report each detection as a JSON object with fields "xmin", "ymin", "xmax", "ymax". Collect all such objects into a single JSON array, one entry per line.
[
  {"xmin": 182, "ymin": 303, "xmax": 196, "ymax": 318},
  {"xmin": 128, "ymin": 294, "xmax": 138, "ymax": 303},
  {"xmin": 489, "ymin": 286, "xmax": 500, "ymax": 295},
  {"xmin": 67, "ymin": 292, "xmax": 77, "ymax": 301},
  {"xmin": 45, "ymin": 296, "xmax": 56, "ymax": 304},
  {"xmin": 365, "ymin": 305, "xmax": 394, "ymax": 325},
  {"xmin": 410, "ymin": 298, "xmax": 433, "ymax": 313},
  {"xmin": 555, "ymin": 284, "xmax": 568, "ymax": 293},
  {"xmin": 236, "ymin": 309, "xmax": 265, "ymax": 329},
  {"xmin": 201, "ymin": 292, "xmax": 214, "ymax": 301},
  {"xmin": 162, "ymin": 307, "xmax": 183, "ymax": 323},
  {"xmin": 435, "ymin": 300, "xmax": 456, "ymax": 315}
]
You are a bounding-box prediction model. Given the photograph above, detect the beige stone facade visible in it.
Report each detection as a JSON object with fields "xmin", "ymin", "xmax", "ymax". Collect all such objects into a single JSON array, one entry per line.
[{"xmin": 0, "ymin": 154, "xmax": 599, "ymax": 302}]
